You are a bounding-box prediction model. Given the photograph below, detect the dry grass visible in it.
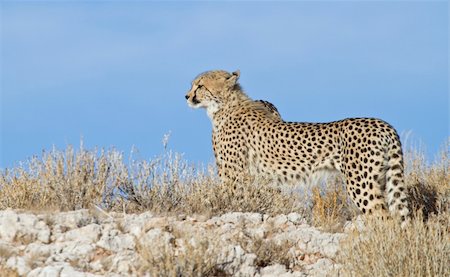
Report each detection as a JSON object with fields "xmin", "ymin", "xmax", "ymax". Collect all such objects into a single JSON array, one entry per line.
[
  {"xmin": 0, "ymin": 245, "xmax": 19, "ymax": 277},
  {"xmin": 0, "ymin": 139, "xmax": 447, "ymax": 219},
  {"xmin": 0, "ymin": 266, "xmax": 19, "ymax": 277},
  {"xmin": 0, "ymin": 139, "xmax": 448, "ymax": 223},
  {"xmin": 338, "ymin": 140, "xmax": 450, "ymax": 276},
  {"xmin": 0, "ymin": 139, "xmax": 449, "ymax": 275},
  {"xmin": 338, "ymin": 213, "xmax": 449, "ymax": 277},
  {"xmin": 136, "ymin": 216, "xmax": 297, "ymax": 276},
  {"xmin": 0, "ymin": 143, "xmax": 303, "ymax": 218},
  {"xmin": 136, "ymin": 227, "xmax": 227, "ymax": 277},
  {"xmin": 181, "ymin": 178, "xmax": 302, "ymax": 217},
  {"xmin": 404, "ymin": 141, "xmax": 449, "ymax": 220},
  {"xmin": 0, "ymin": 145, "xmax": 118, "ymax": 211},
  {"xmin": 239, "ymin": 236, "xmax": 295, "ymax": 269},
  {"xmin": 310, "ymin": 176, "xmax": 356, "ymax": 232}
]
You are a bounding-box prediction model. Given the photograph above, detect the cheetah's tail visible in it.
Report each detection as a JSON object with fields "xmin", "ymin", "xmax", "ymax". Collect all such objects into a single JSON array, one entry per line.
[{"xmin": 385, "ymin": 136, "xmax": 410, "ymax": 227}]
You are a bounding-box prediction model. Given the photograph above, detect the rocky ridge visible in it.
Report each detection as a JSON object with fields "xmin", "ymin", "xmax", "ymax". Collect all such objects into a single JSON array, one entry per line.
[{"xmin": 0, "ymin": 209, "xmax": 352, "ymax": 276}]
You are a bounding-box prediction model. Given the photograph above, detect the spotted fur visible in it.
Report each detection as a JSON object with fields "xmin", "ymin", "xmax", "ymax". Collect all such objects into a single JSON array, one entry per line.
[{"xmin": 185, "ymin": 70, "xmax": 410, "ymax": 224}]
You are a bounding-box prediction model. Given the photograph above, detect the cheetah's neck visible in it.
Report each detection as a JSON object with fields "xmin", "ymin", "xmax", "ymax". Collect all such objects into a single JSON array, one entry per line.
[
  {"xmin": 209, "ymin": 89, "xmax": 251, "ymax": 131},
  {"xmin": 207, "ymin": 102, "xmax": 220, "ymax": 122}
]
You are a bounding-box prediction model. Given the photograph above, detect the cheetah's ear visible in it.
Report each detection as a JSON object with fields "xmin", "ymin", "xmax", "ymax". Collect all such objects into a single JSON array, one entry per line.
[{"xmin": 226, "ymin": 70, "xmax": 240, "ymax": 88}]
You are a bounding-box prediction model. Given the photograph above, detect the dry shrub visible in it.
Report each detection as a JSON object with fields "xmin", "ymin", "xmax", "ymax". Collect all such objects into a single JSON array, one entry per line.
[
  {"xmin": 404, "ymin": 141, "xmax": 449, "ymax": 220},
  {"xmin": 0, "ymin": 145, "xmax": 120, "ymax": 211},
  {"xmin": 0, "ymin": 138, "xmax": 448, "ymax": 226},
  {"xmin": 240, "ymin": 237, "xmax": 294, "ymax": 269},
  {"xmin": 136, "ymin": 228, "xmax": 226, "ymax": 277},
  {"xmin": 0, "ymin": 143, "xmax": 302, "ymax": 217},
  {"xmin": 232, "ymin": 218, "xmax": 296, "ymax": 269},
  {"xmin": 114, "ymin": 149, "xmax": 201, "ymax": 214},
  {"xmin": 310, "ymin": 177, "xmax": 356, "ymax": 232},
  {"xmin": 338, "ymin": 213, "xmax": 449, "ymax": 277},
  {"xmin": 310, "ymin": 140, "xmax": 449, "ymax": 230},
  {"xmin": 116, "ymin": 151, "xmax": 303, "ymax": 216},
  {"xmin": 0, "ymin": 266, "xmax": 19, "ymax": 277},
  {"xmin": 338, "ymin": 143, "xmax": 450, "ymax": 276},
  {"xmin": 183, "ymin": 178, "xmax": 302, "ymax": 217},
  {"xmin": 0, "ymin": 243, "xmax": 18, "ymax": 275}
]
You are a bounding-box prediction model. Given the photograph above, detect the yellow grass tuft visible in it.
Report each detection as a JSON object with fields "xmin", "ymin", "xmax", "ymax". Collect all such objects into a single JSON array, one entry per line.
[
  {"xmin": 338, "ymin": 213, "xmax": 449, "ymax": 277},
  {"xmin": 311, "ymin": 177, "xmax": 356, "ymax": 232},
  {"xmin": 136, "ymin": 227, "xmax": 226, "ymax": 276}
]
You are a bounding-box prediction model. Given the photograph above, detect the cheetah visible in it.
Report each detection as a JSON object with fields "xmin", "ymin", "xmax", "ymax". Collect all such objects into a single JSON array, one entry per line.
[{"xmin": 185, "ymin": 70, "xmax": 410, "ymax": 224}]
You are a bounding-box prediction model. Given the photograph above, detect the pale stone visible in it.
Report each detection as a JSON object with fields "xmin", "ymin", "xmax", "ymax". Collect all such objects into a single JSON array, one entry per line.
[
  {"xmin": 287, "ymin": 213, "xmax": 305, "ymax": 225},
  {"xmin": 60, "ymin": 264, "xmax": 100, "ymax": 277},
  {"xmin": 344, "ymin": 215, "xmax": 366, "ymax": 233},
  {"xmin": 0, "ymin": 210, "xmax": 50, "ymax": 244},
  {"xmin": 242, "ymin": 213, "xmax": 264, "ymax": 225},
  {"xmin": 58, "ymin": 224, "xmax": 101, "ymax": 243},
  {"xmin": 1, "ymin": 209, "xmax": 348, "ymax": 276},
  {"xmin": 28, "ymin": 265, "xmax": 63, "ymax": 277},
  {"xmin": 6, "ymin": 256, "xmax": 30, "ymax": 275},
  {"xmin": 271, "ymin": 214, "xmax": 288, "ymax": 226},
  {"xmin": 220, "ymin": 212, "xmax": 246, "ymax": 224},
  {"xmin": 96, "ymin": 231, "xmax": 135, "ymax": 252},
  {"xmin": 260, "ymin": 264, "xmax": 288, "ymax": 276}
]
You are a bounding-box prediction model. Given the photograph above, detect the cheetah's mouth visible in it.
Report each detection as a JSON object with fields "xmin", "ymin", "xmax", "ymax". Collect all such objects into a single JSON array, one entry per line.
[
  {"xmin": 191, "ymin": 95, "xmax": 200, "ymax": 105},
  {"xmin": 187, "ymin": 95, "xmax": 202, "ymax": 109}
]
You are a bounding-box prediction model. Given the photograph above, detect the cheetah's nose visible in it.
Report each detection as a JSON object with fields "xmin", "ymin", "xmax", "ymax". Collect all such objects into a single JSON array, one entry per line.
[{"xmin": 185, "ymin": 95, "xmax": 189, "ymax": 100}]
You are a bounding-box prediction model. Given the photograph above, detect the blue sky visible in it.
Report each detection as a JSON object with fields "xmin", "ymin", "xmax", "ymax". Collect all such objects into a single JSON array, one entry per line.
[{"xmin": 0, "ymin": 1, "xmax": 448, "ymax": 169}]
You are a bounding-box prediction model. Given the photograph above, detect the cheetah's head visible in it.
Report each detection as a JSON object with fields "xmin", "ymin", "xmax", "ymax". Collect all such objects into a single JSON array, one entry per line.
[{"xmin": 185, "ymin": 70, "xmax": 242, "ymax": 117}]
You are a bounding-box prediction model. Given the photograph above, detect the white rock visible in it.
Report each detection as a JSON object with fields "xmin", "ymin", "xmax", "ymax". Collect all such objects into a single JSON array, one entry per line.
[
  {"xmin": 28, "ymin": 265, "xmax": 63, "ymax": 277},
  {"xmin": 28, "ymin": 263, "xmax": 101, "ymax": 277},
  {"xmin": 140, "ymin": 228, "xmax": 174, "ymax": 247},
  {"xmin": 248, "ymin": 226, "xmax": 266, "ymax": 240},
  {"xmin": 271, "ymin": 214, "xmax": 288, "ymax": 227},
  {"xmin": 46, "ymin": 241, "xmax": 95, "ymax": 264},
  {"xmin": 107, "ymin": 253, "xmax": 138, "ymax": 275},
  {"xmin": 97, "ymin": 231, "xmax": 135, "ymax": 252},
  {"xmin": 24, "ymin": 242, "xmax": 52, "ymax": 264},
  {"xmin": 52, "ymin": 210, "xmax": 93, "ymax": 229},
  {"xmin": 60, "ymin": 265, "xmax": 100, "ymax": 277},
  {"xmin": 320, "ymin": 237, "xmax": 343, "ymax": 258},
  {"xmin": 0, "ymin": 241, "xmax": 17, "ymax": 262},
  {"xmin": 304, "ymin": 258, "xmax": 335, "ymax": 276},
  {"xmin": 120, "ymin": 212, "xmax": 154, "ymax": 236},
  {"xmin": 217, "ymin": 245, "xmax": 256, "ymax": 275},
  {"xmin": 344, "ymin": 215, "xmax": 365, "ymax": 233},
  {"xmin": 287, "ymin": 213, "xmax": 305, "ymax": 225},
  {"xmin": 260, "ymin": 264, "xmax": 289, "ymax": 276},
  {"xmin": 220, "ymin": 212, "xmax": 246, "ymax": 224},
  {"xmin": 242, "ymin": 213, "xmax": 264, "ymax": 225},
  {"xmin": 58, "ymin": 224, "xmax": 101, "ymax": 243},
  {"xmin": 6, "ymin": 256, "xmax": 30, "ymax": 275},
  {"xmin": 1, "ymin": 209, "xmax": 349, "ymax": 277},
  {"xmin": 0, "ymin": 210, "xmax": 50, "ymax": 244}
]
